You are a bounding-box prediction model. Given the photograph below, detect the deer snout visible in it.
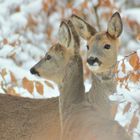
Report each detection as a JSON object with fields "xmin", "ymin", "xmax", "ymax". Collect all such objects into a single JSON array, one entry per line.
[
  {"xmin": 87, "ymin": 57, "xmax": 102, "ymax": 66},
  {"xmin": 30, "ymin": 67, "xmax": 40, "ymax": 76},
  {"xmin": 87, "ymin": 57, "xmax": 95, "ymax": 66}
]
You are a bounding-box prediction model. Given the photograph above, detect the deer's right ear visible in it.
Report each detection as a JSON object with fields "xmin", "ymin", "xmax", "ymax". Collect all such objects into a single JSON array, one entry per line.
[
  {"xmin": 70, "ymin": 14, "xmax": 97, "ymax": 40},
  {"xmin": 58, "ymin": 21, "xmax": 71, "ymax": 47},
  {"xmin": 107, "ymin": 12, "xmax": 123, "ymax": 38}
]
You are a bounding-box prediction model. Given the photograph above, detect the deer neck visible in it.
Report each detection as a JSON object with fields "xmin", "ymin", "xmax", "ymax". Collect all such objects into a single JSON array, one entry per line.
[
  {"xmin": 59, "ymin": 55, "xmax": 85, "ymax": 117},
  {"xmin": 88, "ymin": 68, "xmax": 117, "ymax": 119}
]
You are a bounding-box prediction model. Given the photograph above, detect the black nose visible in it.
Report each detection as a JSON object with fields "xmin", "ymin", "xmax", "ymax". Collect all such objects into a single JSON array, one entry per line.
[
  {"xmin": 30, "ymin": 68, "xmax": 40, "ymax": 76},
  {"xmin": 87, "ymin": 57, "xmax": 95, "ymax": 66}
]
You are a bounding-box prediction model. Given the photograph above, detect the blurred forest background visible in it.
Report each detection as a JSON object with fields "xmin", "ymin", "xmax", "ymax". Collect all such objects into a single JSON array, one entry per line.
[{"xmin": 0, "ymin": 0, "xmax": 140, "ymax": 139}]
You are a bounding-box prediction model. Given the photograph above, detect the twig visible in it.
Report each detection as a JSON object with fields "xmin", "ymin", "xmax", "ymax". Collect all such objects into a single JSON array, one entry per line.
[{"xmin": 117, "ymin": 51, "xmax": 137, "ymax": 63}]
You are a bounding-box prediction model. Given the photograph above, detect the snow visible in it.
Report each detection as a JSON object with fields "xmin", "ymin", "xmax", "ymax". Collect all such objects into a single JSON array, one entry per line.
[
  {"xmin": 0, "ymin": 0, "xmax": 140, "ymax": 139},
  {"xmin": 137, "ymin": 49, "xmax": 140, "ymax": 59},
  {"xmin": 0, "ymin": 45, "xmax": 13, "ymax": 57},
  {"xmin": 22, "ymin": 0, "xmax": 43, "ymax": 15},
  {"xmin": 123, "ymin": 8, "xmax": 140, "ymax": 24},
  {"xmin": 127, "ymin": 40, "xmax": 140, "ymax": 51}
]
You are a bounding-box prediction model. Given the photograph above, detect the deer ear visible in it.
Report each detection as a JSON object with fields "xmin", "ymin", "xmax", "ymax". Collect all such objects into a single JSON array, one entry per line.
[
  {"xmin": 67, "ymin": 20, "xmax": 80, "ymax": 53},
  {"xmin": 107, "ymin": 12, "xmax": 123, "ymax": 38},
  {"xmin": 70, "ymin": 14, "xmax": 97, "ymax": 40},
  {"xmin": 58, "ymin": 21, "xmax": 71, "ymax": 47}
]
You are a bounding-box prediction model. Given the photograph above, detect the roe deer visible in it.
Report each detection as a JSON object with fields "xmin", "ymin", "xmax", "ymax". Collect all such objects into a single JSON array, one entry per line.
[
  {"xmin": 0, "ymin": 19, "xmax": 82, "ymax": 140},
  {"xmin": 0, "ymin": 13, "xmax": 131, "ymax": 140},
  {"xmin": 30, "ymin": 20, "xmax": 85, "ymax": 139},
  {"xmin": 0, "ymin": 94, "xmax": 59, "ymax": 140},
  {"xmin": 70, "ymin": 12, "xmax": 132, "ymax": 139},
  {"xmin": 31, "ymin": 18, "xmax": 131, "ymax": 140},
  {"xmin": 0, "ymin": 20, "xmax": 75, "ymax": 140}
]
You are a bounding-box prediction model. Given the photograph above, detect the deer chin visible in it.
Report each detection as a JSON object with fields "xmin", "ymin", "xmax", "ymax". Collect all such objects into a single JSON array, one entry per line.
[{"xmin": 87, "ymin": 62, "xmax": 100, "ymax": 72}]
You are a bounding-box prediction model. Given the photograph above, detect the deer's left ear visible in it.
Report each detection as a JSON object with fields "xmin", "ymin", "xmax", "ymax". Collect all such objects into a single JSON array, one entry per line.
[
  {"xmin": 107, "ymin": 12, "xmax": 123, "ymax": 38},
  {"xmin": 58, "ymin": 20, "xmax": 71, "ymax": 47},
  {"xmin": 70, "ymin": 14, "xmax": 97, "ymax": 40}
]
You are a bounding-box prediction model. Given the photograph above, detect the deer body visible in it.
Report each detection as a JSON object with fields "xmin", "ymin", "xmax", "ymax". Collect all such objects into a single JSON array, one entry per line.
[
  {"xmin": 58, "ymin": 55, "xmax": 130, "ymax": 140},
  {"xmin": 69, "ymin": 12, "xmax": 131, "ymax": 140},
  {"xmin": 31, "ymin": 17, "xmax": 131, "ymax": 140},
  {"xmin": 0, "ymin": 94, "xmax": 60, "ymax": 140}
]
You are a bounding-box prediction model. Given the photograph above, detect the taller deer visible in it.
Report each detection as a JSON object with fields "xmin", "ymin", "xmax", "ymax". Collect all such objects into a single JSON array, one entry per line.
[
  {"xmin": 68, "ymin": 12, "xmax": 132, "ymax": 139},
  {"xmin": 71, "ymin": 12, "xmax": 123, "ymax": 119}
]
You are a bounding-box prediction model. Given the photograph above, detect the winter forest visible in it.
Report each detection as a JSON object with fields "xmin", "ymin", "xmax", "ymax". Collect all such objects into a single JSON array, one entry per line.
[{"xmin": 0, "ymin": 0, "xmax": 140, "ymax": 140}]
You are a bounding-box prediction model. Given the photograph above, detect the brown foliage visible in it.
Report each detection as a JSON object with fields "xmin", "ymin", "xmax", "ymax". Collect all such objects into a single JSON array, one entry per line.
[
  {"xmin": 115, "ymin": 52, "xmax": 140, "ymax": 88},
  {"xmin": 22, "ymin": 77, "xmax": 34, "ymax": 94},
  {"xmin": 45, "ymin": 81, "xmax": 54, "ymax": 89},
  {"xmin": 129, "ymin": 53, "xmax": 140, "ymax": 70},
  {"xmin": 7, "ymin": 87, "xmax": 20, "ymax": 97},
  {"xmin": 128, "ymin": 113, "xmax": 139, "ymax": 131},
  {"xmin": 35, "ymin": 81, "xmax": 44, "ymax": 95},
  {"xmin": 1, "ymin": 69, "xmax": 7, "ymax": 79},
  {"xmin": 10, "ymin": 72, "xmax": 17, "ymax": 84},
  {"xmin": 123, "ymin": 102, "xmax": 131, "ymax": 114}
]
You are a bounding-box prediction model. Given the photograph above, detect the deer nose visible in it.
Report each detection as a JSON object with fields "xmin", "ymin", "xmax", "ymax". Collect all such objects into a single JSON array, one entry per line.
[
  {"xmin": 87, "ymin": 57, "xmax": 95, "ymax": 66},
  {"xmin": 30, "ymin": 68, "xmax": 40, "ymax": 76}
]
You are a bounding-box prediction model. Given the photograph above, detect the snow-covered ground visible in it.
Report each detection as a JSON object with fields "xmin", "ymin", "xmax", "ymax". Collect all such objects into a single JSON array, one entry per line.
[{"xmin": 0, "ymin": 0, "xmax": 140, "ymax": 139}]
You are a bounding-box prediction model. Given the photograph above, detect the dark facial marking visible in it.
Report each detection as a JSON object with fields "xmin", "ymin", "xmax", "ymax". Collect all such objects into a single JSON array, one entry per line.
[
  {"xmin": 30, "ymin": 67, "xmax": 40, "ymax": 76},
  {"xmin": 45, "ymin": 54, "xmax": 51, "ymax": 60},
  {"xmin": 86, "ymin": 45, "xmax": 89, "ymax": 50},
  {"xmin": 87, "ymin": 57, "xmax": 102, "ymax": 66}
]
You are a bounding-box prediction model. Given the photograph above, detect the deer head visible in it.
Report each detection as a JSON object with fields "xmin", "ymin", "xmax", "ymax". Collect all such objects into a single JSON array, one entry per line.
[
  {"xmin": 71, "ymin": 12, "xmax": 123, "ymax": 74},
  {"xmin": 30, "ymin": 20, "xmax": 80, "ymax": 85}
]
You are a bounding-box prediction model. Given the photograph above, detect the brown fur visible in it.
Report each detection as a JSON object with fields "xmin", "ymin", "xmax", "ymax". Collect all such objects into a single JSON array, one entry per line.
[
  {"xmin": 0, "ymin": 13, "xmax": 131, "ymax": 140},
  {"xmin": 31, "ymin": 17, "xmax": 131, "ymax": 140},
  {"xmin": 70, "ymin": 12, "xmax": 131, "ymax": 140},
  {"xmin": 0, "ymin": 94, "xmax": 60, "ymax": 140}
]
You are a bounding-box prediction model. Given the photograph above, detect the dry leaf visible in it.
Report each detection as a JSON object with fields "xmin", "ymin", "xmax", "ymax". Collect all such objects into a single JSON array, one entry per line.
[
  {"xmin": 3, "ymin": 38, "xmax": 8, "ymax": 45},
  {"xmin": 129, "ymin": 53, "xmax": 139, "ymax": 70},
  {"xmin": 113, "ymin": 63, "xmax": 118, "ymax": 74},
  {"xmin": 22, "ymin": 77, "xmax": 34, "ymax": 94},
  {"xmin": 35, "ymin": 81, "xmax": 44, "ymax": 95},
  {"xmin": 125, "ymin": 84, "xmax": 130, "ymax": 91},
  {"xmin": 129, "ymin": 114, "xmax": 139, "ymax": 131},
  {"xmin": 130, "ymin": 73, "xmax": 140, "ymax": 83},
  {"xmin": 27, "ymin": 15, "xmax": 37, "ymax": 28},
  {"xmin": 45, "ymin": 81, "xmax": 54, "ymax": 89},
  {"xmin": 10, "ymin": 72, "xmax": 17, "ymax": 83},
  {"xmin": 81, "ymin": 1, "xmax": 88, "ymax": 9},
  {"xmin": 123, "ymin": 102, "xmax": 131, "ymax": 114},
  {"xmin": 136, "ymin": 34, "xmax": 140, "ymax": 40},
  {"xmin": 66, "ymin": 2, "xmax": 72, "ymax": 8},
  {"xmin": 121, "ymin": 61, "xmax": 126, "ymax": 73},
  {"xmin": 1, "ymin": 69, "xmax": 7, "ymax": 79},
  {"xmin": 7, "ymin": 87, "xmax": 20, "ymax": 96}
]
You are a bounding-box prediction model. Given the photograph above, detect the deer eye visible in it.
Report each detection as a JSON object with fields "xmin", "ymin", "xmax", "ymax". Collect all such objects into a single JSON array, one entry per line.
[
  {"xmin": 45, "ymin": 54, "xmax": 51, "ymax": 60},
  {"xmin": 104, "ymin": 44, "xmax": 111, "ymax": 49},
  {"xmin": 86, "ymin": 45, "xmax": 89, "ymax": 50}
]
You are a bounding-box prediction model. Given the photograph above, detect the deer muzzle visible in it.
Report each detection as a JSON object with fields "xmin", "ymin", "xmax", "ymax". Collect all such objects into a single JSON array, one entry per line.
[
  {"xmin": 30, "ymin": 67, "xmax": 40, "ymax": 76},
  {"xmin": 87, "ymin": 57, "xmax": 102, "ymax": 66}
]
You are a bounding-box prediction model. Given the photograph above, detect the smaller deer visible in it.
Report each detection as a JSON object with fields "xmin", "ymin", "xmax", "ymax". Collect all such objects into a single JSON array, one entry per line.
[
  {"xmin": 70, "ymin": 12, "xmax": 123, "ymax": 119},
  {"xmin": 70, "ymin": 12, "xmax": 132, "ymax": 139},
  {"xmin": 31, "ymin": 17, "xmax": 131, "ymax": 140}
]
